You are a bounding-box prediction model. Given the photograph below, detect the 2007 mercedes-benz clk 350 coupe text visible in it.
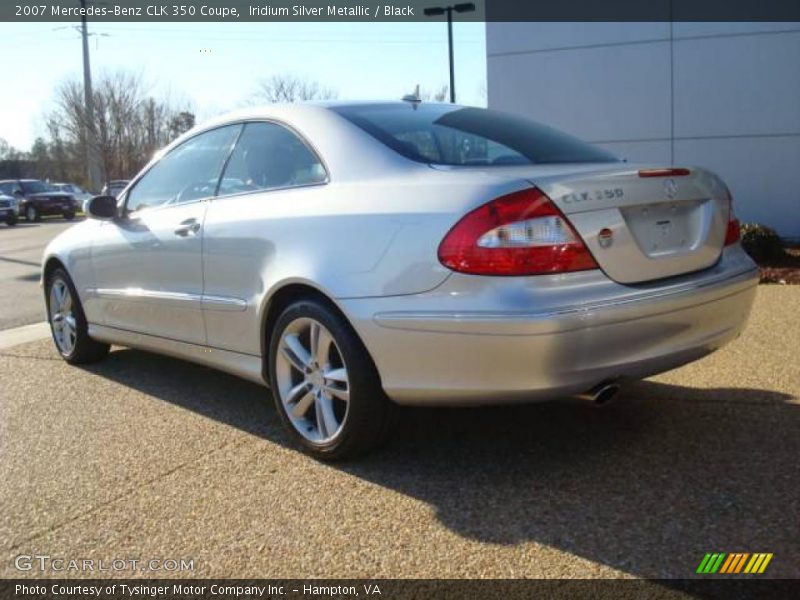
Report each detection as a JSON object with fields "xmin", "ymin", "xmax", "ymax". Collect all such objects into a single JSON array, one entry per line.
[{"xmin": 43, "ymin": 102, "xmax": 759, "ymax": 458}]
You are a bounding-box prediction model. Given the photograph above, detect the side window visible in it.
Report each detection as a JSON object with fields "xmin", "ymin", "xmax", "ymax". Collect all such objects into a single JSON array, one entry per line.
[
  {"xmin": 0, "ymin": 182, "xmax": 20, "ymax": 195},
  {"xmin": 126, "ymin": 125, "xmax": 241, "ymax": 213},
  {"xmin": 217, "ymin": 122, "xmax": 326, "ymax": 196}
]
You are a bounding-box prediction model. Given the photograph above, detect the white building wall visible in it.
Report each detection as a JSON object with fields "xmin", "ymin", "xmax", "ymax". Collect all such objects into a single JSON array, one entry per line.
[{"xmin": 486, "ymin": 23, "xmax": 800, "ymax": 239}]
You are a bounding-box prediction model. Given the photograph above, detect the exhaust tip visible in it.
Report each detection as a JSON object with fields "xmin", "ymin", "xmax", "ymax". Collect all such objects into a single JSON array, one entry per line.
[
  {"xmin": 593, "ymin": 384, "xmax": 620, "ymax": 405},
  {"xmin": 574, "ymin": 380, "xmax": 621, "ymax": 405}
]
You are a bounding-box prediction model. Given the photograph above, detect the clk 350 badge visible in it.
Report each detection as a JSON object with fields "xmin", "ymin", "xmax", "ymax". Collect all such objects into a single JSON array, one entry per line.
[{"xmin": 561, "ymin": 188, "xmax": 624, "ymax": 204}]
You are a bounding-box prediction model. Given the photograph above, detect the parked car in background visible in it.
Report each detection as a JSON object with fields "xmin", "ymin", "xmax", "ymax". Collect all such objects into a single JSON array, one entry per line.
[
  {"xmin": 52, "ymin": 183, "xmax": 94, "ymax": 211},
  {"xmin": 41, "ymin": 103, "xmax": 758, "ymax": 459},
  {"xmin": 0, "ymin": 179, "xmax": 79, "ymax": 221},
  {"xmin": 101, "ymin": 180, "xmax": 129, "ymax": 198},
  {"xmin": 0, "ymin": 190, "xmax": 19, "ymax": 226}
]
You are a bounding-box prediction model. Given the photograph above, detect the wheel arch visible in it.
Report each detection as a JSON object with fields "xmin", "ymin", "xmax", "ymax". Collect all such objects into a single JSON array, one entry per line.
[
  {"xmin": 259, "ymin": 281, "xmax": 373, "ymax": 386},
  {"xmin": 42, "ymin": 255, "xmax": 68, "ymax": 286}
]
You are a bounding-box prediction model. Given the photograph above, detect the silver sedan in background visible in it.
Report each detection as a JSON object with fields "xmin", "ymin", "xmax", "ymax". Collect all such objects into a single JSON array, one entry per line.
[{"xmin": 42, "ymin": 102, "xmax": 758, "ymax": 459}]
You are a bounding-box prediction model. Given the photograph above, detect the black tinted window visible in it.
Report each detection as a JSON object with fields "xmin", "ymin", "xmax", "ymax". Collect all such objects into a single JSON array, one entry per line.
[
  {"xmin": 126, "ymin": 125, "xmax": 241, "ymax": 213},
  {"xmin": 20, "ymin": 180, "xmax": 50, "ymax": 194},
  {"xmin": 218, "ymin": 122, "xmax": 326, "ymax": 196},
  {"xmin": 331, "ymin": 104, "xmax": 618, "ymax": 166}
]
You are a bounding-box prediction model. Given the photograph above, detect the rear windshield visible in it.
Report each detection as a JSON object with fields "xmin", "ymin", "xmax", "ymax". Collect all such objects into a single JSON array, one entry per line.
[
  {"xmin": 331, "ymin": 104, "xmax": 618, "ymax": 166},
  {"xmin": 20, "ymin": 180, "xmax": 51, "ymax": 194}
]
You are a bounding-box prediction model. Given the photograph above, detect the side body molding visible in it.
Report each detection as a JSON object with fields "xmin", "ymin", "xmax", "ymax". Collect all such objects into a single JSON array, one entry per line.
[{"xmin": 85, "ymin": 288, "xmax": 248, "ymax": 312}]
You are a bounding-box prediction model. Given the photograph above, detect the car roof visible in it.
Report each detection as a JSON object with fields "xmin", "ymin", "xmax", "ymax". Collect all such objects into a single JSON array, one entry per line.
[
  {"xmin": 190, "ymin": 101, "xmax": 458, "ymax": 130},
  {"xmin": 143, "ymin": 101, "xmax": 468, "ymax": 181}
]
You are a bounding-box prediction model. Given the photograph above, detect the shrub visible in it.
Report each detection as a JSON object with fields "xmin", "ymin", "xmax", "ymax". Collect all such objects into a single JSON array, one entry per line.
[{"xmin": 740, "ymin": 223, "xmax": 785, "ymax": 262}]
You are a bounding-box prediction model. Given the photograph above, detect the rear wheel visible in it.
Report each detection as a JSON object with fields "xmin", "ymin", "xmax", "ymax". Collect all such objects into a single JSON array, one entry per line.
[
  {"xmin": 6, "ymin": 215, "xmax": 17, "ymax": 226},
  {"xmin": 268, "ymin": 299, "xmax": 394, "ymax": 460},
  {"xmin": 46, "ymin": 268, "xmax": 109, "ymax": 364},
  {"xmin": 25, "ymin": 205, "xmax": 39, "ymax": 222}
]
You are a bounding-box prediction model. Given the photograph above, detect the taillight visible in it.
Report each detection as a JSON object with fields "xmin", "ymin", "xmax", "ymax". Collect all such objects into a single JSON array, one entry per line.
[
  {"xmin": 724, "ymin": 188, "xmax": 740, "ymax": 246},
  {"xmin": 437, "ymin": 188, "xmax": 598, "ymax": 276}
]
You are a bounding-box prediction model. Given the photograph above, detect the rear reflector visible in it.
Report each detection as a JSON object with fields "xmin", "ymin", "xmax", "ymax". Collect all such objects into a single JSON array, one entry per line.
[
  {"xmin": 438, "ymin": 188, "xmax": 598, "ymax": 276},
  {"xmin": 638, "ymin": 168, "xmax": 691, "ymax": 178}
]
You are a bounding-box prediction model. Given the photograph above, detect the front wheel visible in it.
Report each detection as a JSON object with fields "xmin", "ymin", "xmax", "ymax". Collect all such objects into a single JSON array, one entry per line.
[
  {"xmin": 46, "ymin": 268, "xmax": 110, "ymax": 364},
  {"xmin": 6, "ymin": 215, "xmax": 17, "ymax": 226},
  {"xmin": 268, "ymin": 299, "xmax": 394, "ymax": 460}
]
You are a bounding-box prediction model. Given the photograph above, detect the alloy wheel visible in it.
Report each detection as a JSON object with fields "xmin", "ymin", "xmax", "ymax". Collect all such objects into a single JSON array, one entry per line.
[
  {"xmin": 49, "ymin": 278, "xmax": 76, "ymax": 355},
  {"xmin": 275, "ymin": 317, "xmax": 350, "ymax": 443}
]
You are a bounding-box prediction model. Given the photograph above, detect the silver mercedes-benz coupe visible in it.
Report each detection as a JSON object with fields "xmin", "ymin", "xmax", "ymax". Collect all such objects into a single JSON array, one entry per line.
[{"xmin": 43, "ymin": 102, "xmax": 759, "ymax": 458}]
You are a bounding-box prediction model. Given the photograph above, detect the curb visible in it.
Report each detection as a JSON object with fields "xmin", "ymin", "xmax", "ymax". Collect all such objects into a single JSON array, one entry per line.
[{"xmin": 0, "ymin": 322, "xmax": 50, "ymax": 350}]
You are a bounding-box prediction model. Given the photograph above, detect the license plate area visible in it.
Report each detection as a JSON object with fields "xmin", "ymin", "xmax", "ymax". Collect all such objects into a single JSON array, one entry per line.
[{"xmin": 622, "ymin": 199, "xmax": 708, "ymax": 257}]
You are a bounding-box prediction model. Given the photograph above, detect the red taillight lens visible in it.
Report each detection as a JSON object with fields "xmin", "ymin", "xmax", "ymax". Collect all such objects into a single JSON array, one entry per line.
[
  {"xmin": 724, "ymin": 188, "xmax": 740, "ymax": 245},
  {"xmin": 437, "ymin": 188, "xmax": 598, "ymax": 276},
  {"xmin": 725, "ymin": 218, "xmax": 741, "ymax": 245}
]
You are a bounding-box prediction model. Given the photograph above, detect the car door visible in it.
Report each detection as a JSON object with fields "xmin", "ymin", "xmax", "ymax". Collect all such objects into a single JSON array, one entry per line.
[
  {"xmin": 89, "ymin": 124, "xmax": 242, "ymax": 345},
  {"xmin": 202, "ymin": 121, "xmax": 329, "ymax": 355}
]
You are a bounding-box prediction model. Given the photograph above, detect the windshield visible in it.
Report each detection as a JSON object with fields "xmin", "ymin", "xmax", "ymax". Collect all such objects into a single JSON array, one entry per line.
[
  {"xmin": 20, "ymin": 180, "xmax": 52, "ymax": 194},
  {"xmin": 331, "ymin": 104, "xmax": 618, "ymax": 166}
]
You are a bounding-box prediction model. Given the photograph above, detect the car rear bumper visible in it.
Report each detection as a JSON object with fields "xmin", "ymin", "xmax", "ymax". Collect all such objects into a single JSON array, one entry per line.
[{"xmin": 339, "ymin": 246, "xmax": 759, "ymax": 405}]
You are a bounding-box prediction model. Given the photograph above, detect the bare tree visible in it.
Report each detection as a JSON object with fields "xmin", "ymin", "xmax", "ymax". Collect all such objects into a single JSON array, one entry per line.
[
  {"xmin": 43, "ymin": 70, "xmax": 195, "ymax": 188},
  {"xmin": 420, "ymin": 85, "xmax": 449, "ymax": 102},
  {"xmin": 253, "ymin": 74, "xmax": 338, "ymax": 103}
]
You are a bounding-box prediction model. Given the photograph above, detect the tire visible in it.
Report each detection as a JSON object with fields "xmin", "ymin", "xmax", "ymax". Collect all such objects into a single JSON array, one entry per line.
[
  {"xmin": 25, "ymin": 204, "xmax": 39, "ymax": 222},
  {"xmin": 6, "ymin": 215, "xmax": 17, "ymax": 226},
  {"xmin": 63, "ymin": 211, "xmax": 75, "ymax": 221},
  {"xmin": 268, "ymin": 298, "xmax": 394, "ymax": 460},
  {"xmin": 45, "ymin": 267, "xmax": 110, "ymax": 364}
]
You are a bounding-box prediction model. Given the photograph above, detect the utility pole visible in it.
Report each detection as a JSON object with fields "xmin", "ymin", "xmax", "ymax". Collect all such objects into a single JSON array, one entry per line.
[
  {"xmin": 447, "ymin": 8, "xmax": 455, "ymax": 103},
  {"xmin": 423, "ymin": 3, "xmax": 476, "ymax": 104},
  {"xmin": 80, "ymin": 0, "xmax": 103, "ymax": 191}
]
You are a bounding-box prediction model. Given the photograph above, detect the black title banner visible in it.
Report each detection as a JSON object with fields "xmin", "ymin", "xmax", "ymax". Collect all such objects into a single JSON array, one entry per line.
[
  {"xmin": 4, "ymin": 0, "xmax": 800, "ymax": 22},
  {"xmin": 2, "ymin": 579, "xmax": 800, "ymax": 600}
]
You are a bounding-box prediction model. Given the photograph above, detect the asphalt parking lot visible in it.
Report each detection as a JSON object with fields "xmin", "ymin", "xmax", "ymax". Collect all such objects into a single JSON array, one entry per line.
[
  {"xmin": 0, "ymin": 218, "xmax": 78, "ymax": 330},
  {"xmin": 1, "ymin": 273, "xmax": 798, "ymax": 578}
]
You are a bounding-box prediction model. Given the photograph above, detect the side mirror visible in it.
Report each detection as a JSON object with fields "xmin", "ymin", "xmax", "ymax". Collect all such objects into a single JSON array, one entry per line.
[{"xmin": 87, "ymin": 195, "xmax": 118, "ymax": 220}]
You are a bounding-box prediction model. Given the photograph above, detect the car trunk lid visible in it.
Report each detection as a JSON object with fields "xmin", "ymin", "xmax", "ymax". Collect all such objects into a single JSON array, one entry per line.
[{"xmin": 530, "ymin": 165, "xmax": 730, "ymax": 284}]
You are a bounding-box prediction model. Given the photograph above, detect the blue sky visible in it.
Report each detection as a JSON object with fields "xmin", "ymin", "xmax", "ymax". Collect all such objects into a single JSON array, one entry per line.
[{"xmin": 1, "ymin": 21, "xmax": 486, "ymax": 150}]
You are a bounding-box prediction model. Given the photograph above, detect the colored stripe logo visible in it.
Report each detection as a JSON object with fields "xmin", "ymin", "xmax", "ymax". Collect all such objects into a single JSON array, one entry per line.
[{"xmin": 697, "ymin": 553, "xmax": 773, "ymax": 574}]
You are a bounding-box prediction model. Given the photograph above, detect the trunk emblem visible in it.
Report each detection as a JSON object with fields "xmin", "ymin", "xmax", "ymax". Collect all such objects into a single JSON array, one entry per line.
[
  {"xmin": 598, "ymin": 228, "xmax": 614, "ymax": 248},
  {"xmin": 664, "ymin": 178, "xmax": 678, "ymax": 199}
]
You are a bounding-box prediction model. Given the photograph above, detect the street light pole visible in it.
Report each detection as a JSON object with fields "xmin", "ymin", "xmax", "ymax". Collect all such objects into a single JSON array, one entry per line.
[
  {"xmin": 79, "ymin": 0, "xmax": 102, "ymax": 192},
  {"xmin": 446, "ymin": 7, "xmax": 455, "ymax": 103},
  {"xmin": 424, "ymin": 3, "xmax": 476, "ymax": 104}
]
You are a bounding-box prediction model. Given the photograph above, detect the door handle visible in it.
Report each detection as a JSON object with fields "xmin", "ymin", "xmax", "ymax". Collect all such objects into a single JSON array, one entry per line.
[{"xmin": 174, "ymin": 218, "xmax": 201, "ymax": 237}]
